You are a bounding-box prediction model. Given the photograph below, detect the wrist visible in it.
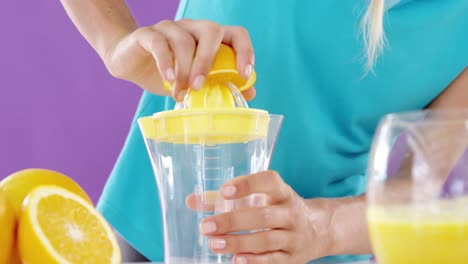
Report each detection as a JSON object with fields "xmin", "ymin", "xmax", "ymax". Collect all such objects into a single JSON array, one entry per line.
[
  {"xmin": 101, "ymin": 29, "xmax": 133, "ymax": 69},
  {"xmin": 304, "ymin": 198, "xmax": 340, "ymax": 258},
  {"xmin": 305, "ymin": 195, "xmax": 370, "ymax": 257}
]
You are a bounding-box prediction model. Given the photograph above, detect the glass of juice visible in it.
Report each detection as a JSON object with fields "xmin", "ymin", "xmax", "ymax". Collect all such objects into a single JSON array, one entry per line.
[{"xmin": 367, "ymin": 110, "xmax": 468, "ymax": 264}]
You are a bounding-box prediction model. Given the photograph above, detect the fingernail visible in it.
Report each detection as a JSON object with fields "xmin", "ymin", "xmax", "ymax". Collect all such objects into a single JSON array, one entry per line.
[
  {"xmin": 165, "ymin": 68, "xmax": 175, "ymax": 82},
  {"xmin": 244, "ymin": 64, "xmax": 253, "ymax": 79},
  {"xmin": 191, "ymin": 75, "xmax": 205, "ymax": 90},
  {"xmin": 200, "ymin": 221, "xmax": 217, "ymax": 234},
  {"xmin": 222, "ymin": 185, "xmax": 236, "ymax": 197},
  {"xmin": 210, "ymin": 238, "xmax": 226, "ymax": 249},
  {"xmin": 236, "ymin": 256, "xmax": 247, "ymax": 264},
  {"xmin": 176, "ymin": 90, "xmax": 186, "ymax": 102}
]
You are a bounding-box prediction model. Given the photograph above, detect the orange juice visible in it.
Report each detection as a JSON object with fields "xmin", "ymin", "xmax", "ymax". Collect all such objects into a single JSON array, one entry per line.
[{"xmin": 368, "ymin": 199, "xmax": 468, "ymax": 264}]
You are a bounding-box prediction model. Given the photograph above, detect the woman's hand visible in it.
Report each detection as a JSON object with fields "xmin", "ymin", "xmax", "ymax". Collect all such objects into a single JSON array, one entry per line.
[
  {"xmin": 103, "ymin": 19, "xmax": 256, "ymax": 101},
  {"xmin": 187, "ymin": 171, "xmax": 335, "ymax": 264}
]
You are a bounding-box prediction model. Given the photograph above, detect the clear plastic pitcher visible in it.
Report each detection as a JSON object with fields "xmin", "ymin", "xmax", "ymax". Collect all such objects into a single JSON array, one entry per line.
[
  {"xmin": 138, "ymin": 44, "xmax": 283, "ymax": 264},
  {"xmin": 367, "ymin": 110, "xmax": 468, "ymax": 264}
]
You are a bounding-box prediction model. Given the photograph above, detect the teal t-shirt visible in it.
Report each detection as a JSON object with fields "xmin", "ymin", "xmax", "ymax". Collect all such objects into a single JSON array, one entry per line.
[{"xmin": 97, "ymin": 0, "xmax": 468, "ymax": 261}]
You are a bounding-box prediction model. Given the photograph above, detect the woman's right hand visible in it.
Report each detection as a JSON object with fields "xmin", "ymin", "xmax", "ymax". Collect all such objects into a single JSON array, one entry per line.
[{"xmin": 103, "ymin": 19, "xmax": 256, "ymax": 101}]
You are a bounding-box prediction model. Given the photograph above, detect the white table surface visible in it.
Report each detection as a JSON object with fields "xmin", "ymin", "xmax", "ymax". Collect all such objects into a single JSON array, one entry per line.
[{"xmin": 125, "ymin": 261, "xmax": 372, "ymax": 264}]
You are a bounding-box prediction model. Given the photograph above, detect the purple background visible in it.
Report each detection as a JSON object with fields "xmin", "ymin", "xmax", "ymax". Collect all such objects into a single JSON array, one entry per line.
[{"xmin": 0, "ymin": 1, "xmax": 179, "ymax": 203}]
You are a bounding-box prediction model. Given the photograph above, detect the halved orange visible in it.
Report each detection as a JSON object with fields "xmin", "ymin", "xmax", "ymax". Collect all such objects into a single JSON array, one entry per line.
[
  {"xmin": 0, "ymin": 168, "xmax": 92, "ymax": 217},
  {"xmin": 162, "ymin": 44, "xmax": 256, "ymax": 92},
  {"xmin": 18, "ymin": 186, "xmax": 120, "ymax": 264}
]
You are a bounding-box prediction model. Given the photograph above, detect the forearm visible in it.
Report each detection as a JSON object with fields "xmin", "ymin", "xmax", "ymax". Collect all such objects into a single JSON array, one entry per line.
[
  {"xmin": 59, "ymin": 0, "xmax": 137, "ymax": 59},
  {"xmin": 428, "ymin": 67, "xmax": 468, "ymax": 109}
]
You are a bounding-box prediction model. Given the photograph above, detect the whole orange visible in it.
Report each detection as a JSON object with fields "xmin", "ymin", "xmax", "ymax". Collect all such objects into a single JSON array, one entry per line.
[{"xmin": 0, "ymin": 168, "xmax": 92, "ymax": 217}]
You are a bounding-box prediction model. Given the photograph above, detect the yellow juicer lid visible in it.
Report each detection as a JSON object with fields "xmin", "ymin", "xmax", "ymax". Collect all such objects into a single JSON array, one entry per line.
[{"xmin": 139, "ymin": 44, "xmax": 270, "ymax": 144}]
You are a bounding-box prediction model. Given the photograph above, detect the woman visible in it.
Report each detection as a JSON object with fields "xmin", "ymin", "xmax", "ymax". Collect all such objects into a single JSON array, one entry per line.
[{"xmin": 60, "ymin": 0, "xmax": 468, "ymax": 263}]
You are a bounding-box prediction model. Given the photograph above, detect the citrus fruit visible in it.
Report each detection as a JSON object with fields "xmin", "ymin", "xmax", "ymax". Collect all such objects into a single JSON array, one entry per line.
[
  {"xmin": 8, "ymin": 247, "xmax": 21, "ymax": 264},
  {"xmin": 162, "ymin": 44, "xmax": 256, "ymax": 92},
  {"xmin": 0, "ymin": 168, "xmax": 92, "ymax": 217},
  {"xmin": 0, "ymin": 190, "xmax": 15, "ymax": 264},
  {"xmin": 18, "ymin": 186, "xmax": 120, "ymax": 264}
]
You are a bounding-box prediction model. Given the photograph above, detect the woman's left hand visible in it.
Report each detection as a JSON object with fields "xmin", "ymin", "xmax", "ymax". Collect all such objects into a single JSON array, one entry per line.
[{"xmin": 187, "ymin": 170, "xmax": 334, "ymax": 264}]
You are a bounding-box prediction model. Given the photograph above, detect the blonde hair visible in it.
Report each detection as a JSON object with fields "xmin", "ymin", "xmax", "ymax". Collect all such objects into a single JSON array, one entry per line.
[{"xmin": 362, "ymin": 0, "xmax": 385, "ymax": 73}]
